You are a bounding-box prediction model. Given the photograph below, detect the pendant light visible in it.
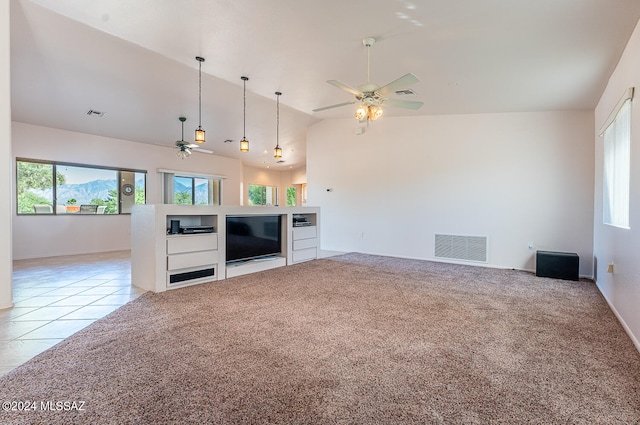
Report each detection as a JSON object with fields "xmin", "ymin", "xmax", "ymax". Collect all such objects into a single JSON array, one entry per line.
[
  {"xmin": 194, "ymin": 56, "xmax": 206, "ymax": 144},
  {"xmin": 274, "ymin": 91, "xmax": 283, "ymax": 158},
  {"xmin": 239, "ymin": 76, "xmax": 249, "ymax": 152}
]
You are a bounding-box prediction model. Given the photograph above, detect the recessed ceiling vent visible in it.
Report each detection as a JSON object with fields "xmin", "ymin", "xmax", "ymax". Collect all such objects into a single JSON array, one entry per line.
[
  {"xmin": 395, "ymin": 89, "xmax": 415, "ymax": 96},
  {"xmin": 434, "ymin": 234, "xmax": 488, "ymax": 263},
  {"xmin": 276, "ymin": 160, "xmax": 285, "ymax": 163},
  {"xmin": 86, "ymin": 109, "xmax": 106, "ymax": 117},
  {"xmin": 223, "ymin": 139, "xmax": 234, "ymax": 143}
]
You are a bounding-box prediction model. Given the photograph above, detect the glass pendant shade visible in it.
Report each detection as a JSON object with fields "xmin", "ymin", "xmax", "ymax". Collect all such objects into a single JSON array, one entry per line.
[
  {"xmin": 274, "ymin": 145, "xmax": 282, "ymax": 158},
  {"xmin": 355, "ymin": 105, "xmax": 367, "ymax": 121},
  {"xmin": 240, "ymin": 137, "xmax": 249, "ymax": 152},
  {"xmin": 195, "ymin": 127, "xmax": 205, "ymax": 144}
]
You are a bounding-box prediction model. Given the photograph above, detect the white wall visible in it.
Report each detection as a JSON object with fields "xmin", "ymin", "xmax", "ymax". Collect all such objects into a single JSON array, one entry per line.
[
  {"xmin": 307, "ymin": 111, "xmax": 595, "ymax": 275},
  {"xmin": 291, "ymin": 166, "xmax": 306, "ymax": 185},
  {"xmin": 593, "ymin": 19, "xmax": 640, "ymax": 350},
  {"xmin": 12, "ymin": 122, "xmax": 243, "ymax": 260},
  {"xmin": 1, "ymin": 0, "xmax": 13, "ymax": 309}
]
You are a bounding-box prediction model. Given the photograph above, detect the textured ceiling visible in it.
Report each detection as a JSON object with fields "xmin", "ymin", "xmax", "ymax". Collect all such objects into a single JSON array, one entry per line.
[{"xmin": 10, "ymin": 0, "xmax": 640, "ymax": 168}]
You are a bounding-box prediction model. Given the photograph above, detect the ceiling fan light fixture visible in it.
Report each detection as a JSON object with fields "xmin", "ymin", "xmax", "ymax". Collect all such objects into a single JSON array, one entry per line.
[
  {"xmin": 240, "ymin": 76, "xmax": 249, "ymax": 152},
  {"xmin": 177, "ymin": 144, "xmax": 192, "ymax": 159},
  {"xmin": 368, "ymin": 105, "xmax": 383, "ymax": 121},
  {"xmin": 274, "ymin": 91, "xmax": 283, "ymax": 159},
  {"xmin": 316, "ymin": 37, "xmax": 422, "ymax": 121},
  {"xmin": 195, "ymin": 56, "xmax": 206, "ymax": 144},
  {"xmin": 175, "ymin": 116, "xmax": 192, "ymax": 159}
]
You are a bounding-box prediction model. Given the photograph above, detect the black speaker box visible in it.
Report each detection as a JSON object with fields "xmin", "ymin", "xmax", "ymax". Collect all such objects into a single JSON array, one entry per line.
[
  {"xmin": 169, "ymin": 220, "xmax": 180, "ymax": 234},
  {"xmin": 536, "ymin": 251, "xmax": 579, "ymax": 281}
]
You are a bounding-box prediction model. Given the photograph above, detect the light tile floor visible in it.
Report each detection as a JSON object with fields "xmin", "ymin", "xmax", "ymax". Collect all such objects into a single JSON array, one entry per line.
[{"xmin": 0, "ymin": 251, "xmax": 145, "ymax": 376}]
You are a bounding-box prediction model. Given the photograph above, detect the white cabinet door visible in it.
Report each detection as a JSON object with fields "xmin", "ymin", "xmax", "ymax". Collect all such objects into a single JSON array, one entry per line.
[
  {"xmin": 167, "ymin": 250, "xmax": 219, "ymax": 270},
  {"xmin": 167, "ymin": 234, "xmax": 218, "ymax": 254}
]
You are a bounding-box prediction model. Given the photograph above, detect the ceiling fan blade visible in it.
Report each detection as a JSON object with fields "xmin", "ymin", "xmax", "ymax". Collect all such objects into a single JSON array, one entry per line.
[
  {"xmin": 327, "ymin": 80, "xmax": 363, "ymax": 97},
  {"xmin": 313, "ymin": 100, "xmax": 356, "ymax": 113},
  {"xmin": 381, "ymin": 98, "xmax": 424, "ymax": 110},
  {"xmin": 376, "ymin": 73, "xmax": 420, "ymax": 97},
  {"xmin": 193, "ymin": 147, "xmax": 213, "ymax": 154}
]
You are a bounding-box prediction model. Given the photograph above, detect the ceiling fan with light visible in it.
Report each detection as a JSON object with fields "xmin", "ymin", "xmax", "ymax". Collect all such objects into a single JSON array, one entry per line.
[
  {"xmin": 175, "ymin": 117, "xmax": 212, "ymax": 159},
  {"xmin": 313, "ymin": 37, "xmax": 424, "ymax": 123}
]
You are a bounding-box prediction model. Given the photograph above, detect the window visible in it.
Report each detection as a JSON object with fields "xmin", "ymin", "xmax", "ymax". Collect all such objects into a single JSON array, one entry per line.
[
  {"xmin": 174, "ymin": 176, "xmax": 193, "ymax": 204},
  {"xmin": 248, "ymin": 185, "xmax": 278, "ymax": 206},
  {"xmin": 16, "ymin": 159, "xmax": 146, "ymax": 215},
  {"xmin": 161, "ymin": 171, "xmax": 222, "ymax": 205},
  {"xmin": 286, "ymin": 187, "xmax": 296, "ymax": 206},
  {"xmin": 602, "ymin": 96, "xmax": 632, "ymax": 228}
]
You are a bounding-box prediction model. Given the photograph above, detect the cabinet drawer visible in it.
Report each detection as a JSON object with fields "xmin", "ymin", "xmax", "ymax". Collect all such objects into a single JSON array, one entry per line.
[
  {"xmin": 167, "ymin": 250, "xmax": 218, "ymax": 270},
  {"xmin": 167, "ymin": 234, "xmax": 218, "ymax": 254},
  {"xmin": 292, "ymin": 226, "xmax": 317, "ymax": 241},
  {"xmin": 293, "ymin": 237, "xmax": 317, "ymax": 251},
  {"xmin": 292, "ymin": 247, "xmax": 317, "ymax": 263}
]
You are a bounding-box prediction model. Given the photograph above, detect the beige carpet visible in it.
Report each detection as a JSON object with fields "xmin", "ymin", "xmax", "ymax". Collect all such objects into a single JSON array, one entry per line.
[{"xmin": 1, "ymin": 253, "xmax": 639, "ymax": 424}]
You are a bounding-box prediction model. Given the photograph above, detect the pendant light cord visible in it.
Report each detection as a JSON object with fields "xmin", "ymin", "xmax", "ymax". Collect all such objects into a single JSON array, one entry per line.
[
  {"xmin": 276, "ymin": 92, "xmax": 280, "ymax": 147},
  {"xmin": 198, "ymin": 59, "xmax": 202, "ymax": 127},
  {"xmin": 243, "ymin": 78, "xmax": 247, "ymax": 138}
]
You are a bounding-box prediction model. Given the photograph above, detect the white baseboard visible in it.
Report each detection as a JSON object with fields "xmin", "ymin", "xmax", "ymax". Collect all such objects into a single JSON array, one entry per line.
[{"xmin": 595, "ymin": 281, "xmax": 640, "ymax": 354}]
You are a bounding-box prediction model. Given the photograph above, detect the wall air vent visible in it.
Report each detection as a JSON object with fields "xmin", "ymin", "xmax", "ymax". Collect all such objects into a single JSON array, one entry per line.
[
  {"xmin": 434, "ymin": 234, "xmax": 488, "ymax": 263},
  {"xmin": 86, "ymin": 109, "xmax": 106, "ymax": 117},
  {"xmin": 395, "ymin": 89, "xmax": 415, "ymax": 96}
]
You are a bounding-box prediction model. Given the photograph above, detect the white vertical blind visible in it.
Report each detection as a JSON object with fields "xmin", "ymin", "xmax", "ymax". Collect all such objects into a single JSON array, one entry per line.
[{"xmin": 603, "ymin": 98, "xmax": 631, "ymax": 228}]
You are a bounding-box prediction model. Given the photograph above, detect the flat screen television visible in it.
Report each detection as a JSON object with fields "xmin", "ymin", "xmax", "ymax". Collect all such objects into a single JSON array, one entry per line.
[{"xmin": 226, "ymin": 215, "xmax": 282, "ymax": 263}]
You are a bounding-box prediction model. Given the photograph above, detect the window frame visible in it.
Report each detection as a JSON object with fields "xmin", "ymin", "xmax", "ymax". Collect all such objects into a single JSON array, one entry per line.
[
  {"xmin": 248, "ymin": 184, "xmax": 279, "ymax": 206},
  {"xmin": 601, "ymin": 95, "xmax": 632, "ymax": 229},
  {"xmin": 160, "ymin": 170, "xmax": 223, "ymax": 206},
  {"xmin": 16, "ymin": 158, "xmax": 147, "ymax": 216}
]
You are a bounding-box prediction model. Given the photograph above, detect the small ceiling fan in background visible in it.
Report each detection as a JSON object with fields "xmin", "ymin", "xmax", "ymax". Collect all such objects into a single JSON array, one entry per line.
[
  {"xmin": 175, "ymin": 116, "xmax": 212, "ymax": 159},
  {"xmin": 313, "ymin": 37, "xmax": 424, "ymax": 124}
]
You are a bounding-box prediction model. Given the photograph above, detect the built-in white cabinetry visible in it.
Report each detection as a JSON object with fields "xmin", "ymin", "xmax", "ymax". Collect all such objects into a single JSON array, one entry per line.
[
  {"xmin": 166, "ymin": 233, "xmax": 218, "ymax": 288},
  {"xmin": 131, "ymin": 205, "xmax": 320, "ymax": 292},
  {"xmin": 291, "ymin": 214, "xmax": 320, "ymax": 263}
]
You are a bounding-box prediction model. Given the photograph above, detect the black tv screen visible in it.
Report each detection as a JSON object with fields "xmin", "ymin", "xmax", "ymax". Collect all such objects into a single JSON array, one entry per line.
[{"xmin": 226, "ymin": 215, "xmax": 282, "ymax": 263}]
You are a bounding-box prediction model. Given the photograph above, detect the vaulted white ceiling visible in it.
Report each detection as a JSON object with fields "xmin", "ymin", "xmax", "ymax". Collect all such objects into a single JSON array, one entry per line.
[{"xmin": 10, "ymin": 0, "xmax": 640, "ymax": 169}]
